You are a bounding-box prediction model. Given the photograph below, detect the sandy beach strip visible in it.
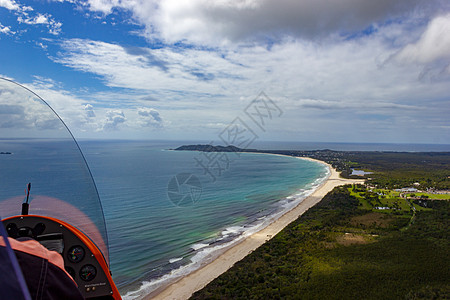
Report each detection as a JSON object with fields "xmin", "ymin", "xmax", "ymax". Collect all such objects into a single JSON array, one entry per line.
[{"xmin": 148, "ymin": 158, "xmax": 364, "ymax": 300}]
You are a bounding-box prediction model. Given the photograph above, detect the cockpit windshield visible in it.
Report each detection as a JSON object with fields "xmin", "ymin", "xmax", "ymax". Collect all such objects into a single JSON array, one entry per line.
[{"xmin": 0, "ymin": 78, "xmax": 109, "ymax": 264}]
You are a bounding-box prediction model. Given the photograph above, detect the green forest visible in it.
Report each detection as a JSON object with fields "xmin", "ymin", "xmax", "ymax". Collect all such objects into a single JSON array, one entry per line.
[{"xmin": 191, "ymin": 154, "xmax": 449, "ymax": 300}]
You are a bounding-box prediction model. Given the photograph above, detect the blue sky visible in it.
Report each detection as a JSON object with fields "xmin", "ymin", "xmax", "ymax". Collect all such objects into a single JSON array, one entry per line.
[{"xmin": 1, "ymin": 0, "xmax": 449, "ymax": 144}]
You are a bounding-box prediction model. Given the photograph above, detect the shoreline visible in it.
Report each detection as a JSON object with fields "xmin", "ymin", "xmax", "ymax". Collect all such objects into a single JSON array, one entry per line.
[{"xmin": 146, "ymin": 156, "xmax": 365, "ymax": 300}]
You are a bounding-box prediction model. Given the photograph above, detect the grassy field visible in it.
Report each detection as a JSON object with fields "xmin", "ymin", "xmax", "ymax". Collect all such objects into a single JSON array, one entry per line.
[
  {"xmin": 404, "ymin": 192, "xmax": 450, "ymax": 200},
  {"xmin": 191, "ymin": 186, "xmax": 449, "ymax": 300}
]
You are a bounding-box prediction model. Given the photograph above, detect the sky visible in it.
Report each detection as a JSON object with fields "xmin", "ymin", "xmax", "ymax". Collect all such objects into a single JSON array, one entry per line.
[{"xmin": 0, "ymin": 0, "xmax": 449, "ymax": 144}]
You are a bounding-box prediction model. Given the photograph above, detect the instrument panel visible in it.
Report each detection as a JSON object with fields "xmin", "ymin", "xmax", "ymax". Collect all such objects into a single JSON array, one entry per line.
[{"xmin": 3, "ymin": 216, "xmax": 115, "ymax": 299}]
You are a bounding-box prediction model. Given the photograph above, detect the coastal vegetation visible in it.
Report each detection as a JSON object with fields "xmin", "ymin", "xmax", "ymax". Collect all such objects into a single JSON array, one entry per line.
[{"xmin": 191, "ymin": 185, "xmax": 449, "ymax": 299}]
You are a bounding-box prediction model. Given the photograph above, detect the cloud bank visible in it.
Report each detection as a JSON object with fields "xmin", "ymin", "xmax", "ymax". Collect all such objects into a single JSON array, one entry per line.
[{"xmin": 83, "ymin": 0, "xmax": 448, "ymax": 45}]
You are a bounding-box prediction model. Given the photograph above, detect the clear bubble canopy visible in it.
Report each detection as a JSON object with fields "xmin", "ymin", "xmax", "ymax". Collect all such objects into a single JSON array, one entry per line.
[{"xmin": 0, "ymin": 78, "xmax": 109, "ymax": 264}]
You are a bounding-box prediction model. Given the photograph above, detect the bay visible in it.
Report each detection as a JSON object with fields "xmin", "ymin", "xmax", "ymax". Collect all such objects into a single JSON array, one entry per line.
[{"xmin": 79, "ymin": 140, "xmax": 328, "ymax": 296}]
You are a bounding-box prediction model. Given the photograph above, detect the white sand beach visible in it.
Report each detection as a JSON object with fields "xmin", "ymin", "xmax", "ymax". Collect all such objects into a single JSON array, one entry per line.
[{"xmin": 148, "ymin": 158, "xmax": 364, "ymax": 300}]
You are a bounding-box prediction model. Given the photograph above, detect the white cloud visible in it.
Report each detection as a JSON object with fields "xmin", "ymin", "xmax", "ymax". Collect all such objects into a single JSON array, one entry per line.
[
  {"xmin": 0, "ymin": 23, "xmax": 14, "ymax": 34},
  {"xmin": 17, "ymin": 13, "xmax": 62, "ymax": 35},
  {"xmin": 0, "ymin": 79, "xmax": 64, "ymax": 132},
  {"xmin": 0, "ymin": 1, "xmax": 63, "ymax": 36},
  {"xmin": 395, "ymin": 13, "xmax": 450, "ymax": 65},
  {"xmin": 82, "ymin": 0, "xmax": 447, "ymax": 45},
  {"xmin": 137, "ymin": 107, "xmax": 164, "ymax": 128},
  {"xmin": 0, "ymin": 74, "xmax": 14, "ymax": 80},
  {"xmin": 0, "ymin": 0, "xmax": 20, "ymax": 10},
  {"xmin": 53, "ymin": 39, "xmax": 242, "ymax": 94},
  {"xmin": 49, "ymin": 0, "xmax": 76, "ymax": 3},
  {"xmin": 85, "ymin": 0, "xmax": 120, "ymax": 14},
  {"xmin": 103, "ymin": 109, "xmax": 126, "ymax": 130},
  {"xmin": 34, "ymin": 14, "xmax": 49, "ymax": 24},
  {"xmin": 48, "ymin": 21, "xmax": 62, "ymax": 35},
  {"xmin": 19, "ymin": 78, "xmax": 105, "ymax": 135},
  {"xmin": 84, "ymin": 104, "xmax": 96, "ymax": 118},
  {"xmin": 149, "ymin": 0, "xmax": 409, "ymax": 44},
  {"xmin": 17, "ymin": 79, "xmax": 171, "ymax": 136},
  {"xmin": 0, "ymin": 0, "xmax": 32, "ymax": 13},
  {"xmin": 36, "ymin": 41, "xmax": 48, "ymax": 50},
  {"xmin": 32, "ymin": 76, "xmax": 61, "ymax": 89}
]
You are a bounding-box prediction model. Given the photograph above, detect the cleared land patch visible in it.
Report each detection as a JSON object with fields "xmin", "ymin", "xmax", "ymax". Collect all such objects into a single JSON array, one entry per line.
[{"xmin": 350, "ymin": 212, "xmax": 394, "ymax": 228}]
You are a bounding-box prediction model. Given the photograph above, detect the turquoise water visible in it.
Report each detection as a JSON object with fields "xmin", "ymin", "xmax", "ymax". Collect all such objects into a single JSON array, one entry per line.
[{"xmin": 79, "ymin": 141, "xmax": 328, "ymax": 297}]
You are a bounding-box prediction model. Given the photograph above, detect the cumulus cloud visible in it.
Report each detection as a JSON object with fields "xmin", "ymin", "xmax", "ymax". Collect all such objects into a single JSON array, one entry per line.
[
  {"xmin": 84, "ymin": 104, "xmax": 96, "ymax": 118},
  {"xmin": 395, "ymin": 13, "xmax": 450, "ymax": 74},
  {"xmin": 0, "ymin": 23, "xmax": 14, "ymax": 35},
  {"xmin": 137, "ymin": 107, "xmax": 164, "ymax": 128},
  {"xmin": 103, "ymin": 109, "xmax": 126, "ymax": 130},
  {"xmin": 19, "ymin": 14, "xmax": 49, "ymax": 25},
  {"xmin": 17, "ymin": 13, "xmax": 62, "ymax": 35},
  {"xmin": 86, "ymin": 0, "xmax": 121, "ymax": 14},
  {"xmin": 0, "ymin": 0, "xmax": 20, "ymax": 11}
]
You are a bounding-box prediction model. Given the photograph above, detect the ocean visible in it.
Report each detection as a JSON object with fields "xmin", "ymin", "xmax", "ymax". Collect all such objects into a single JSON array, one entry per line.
[{"xmin": 77, "ymin": 140, "xmax": 329, "ymax": 298}]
